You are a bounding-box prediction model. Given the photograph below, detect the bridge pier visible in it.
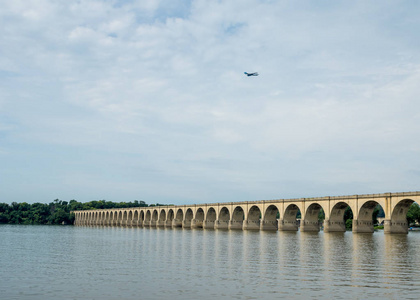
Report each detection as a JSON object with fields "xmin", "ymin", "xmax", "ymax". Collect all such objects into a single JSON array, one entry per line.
[
  {"xmin": 260, "ymin": 220, "xmax": 278, "ymax": 231},
  {"xmin": 164, "ymin": 220, "xmax": 173, "ymax": 228},
  {"xmin": 215, "ymin": 220, "xmax": 229, "ymax": 230},
  {"xmin": 243, "ymin": 220, "xmax": 261, "ymax": 230},
  {"xmin": 191, "ymin": 219, "xmax": 203, "ymax": 229},
  {"xmin": 352, "ymin": 219, "xmax": 374, "ymax": 233},
  {"xmin": 203, "ymin": 220, "xmax": 215, "ymax": 229},
  {"xmin": 323, "ymin": 220, "xmax": 346, "ymax": 232},
  {"xmin": 278, "ymin": 219, "xmax": 298, "ymax": 231},
  {"xmin": 172, "ymin": 219, "xmax": 182, "ymax": 228},
  {"xmin": 384, "ymin": 220, "xmax": 409, "ymax": 234},
  {"xmin": 300, "ymin": 220, "xmax": 320, "ymax": 232},
  {"xmin": 229, "ymin": 220, "xmax": 244, "ymax": 230},
  {"xmin": 182, "ymin": 220, "xmax": 192, "ymax": 228}
]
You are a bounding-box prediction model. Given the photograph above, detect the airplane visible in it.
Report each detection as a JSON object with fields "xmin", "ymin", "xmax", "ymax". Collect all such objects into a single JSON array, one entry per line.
[{"xmin": 244, "ymin": 72, "xmax": 259, "ymax": 76}]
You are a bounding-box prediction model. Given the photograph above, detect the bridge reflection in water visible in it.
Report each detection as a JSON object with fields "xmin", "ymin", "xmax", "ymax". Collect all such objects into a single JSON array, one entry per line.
[{"xmin": 73, "ymin": 191, "xmax": 420, "ymax": 234}]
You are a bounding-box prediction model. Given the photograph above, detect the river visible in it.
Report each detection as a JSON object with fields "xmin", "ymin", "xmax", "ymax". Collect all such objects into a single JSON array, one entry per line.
[{"xmin": 1, "ymin": 225, "xmax": 419, "ymax": 299}]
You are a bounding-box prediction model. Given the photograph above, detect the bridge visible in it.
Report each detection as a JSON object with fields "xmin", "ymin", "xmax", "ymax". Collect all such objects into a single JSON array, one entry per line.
[{"xmin": 73, "ymin": 191, "xmax": 420, "ymax": 234}]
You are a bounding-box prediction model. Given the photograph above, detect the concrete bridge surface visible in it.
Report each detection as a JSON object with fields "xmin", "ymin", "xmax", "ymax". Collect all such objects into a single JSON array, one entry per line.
[{"xmin": 73, "ymin": 191, "xmax": 420, "ymax": 234}]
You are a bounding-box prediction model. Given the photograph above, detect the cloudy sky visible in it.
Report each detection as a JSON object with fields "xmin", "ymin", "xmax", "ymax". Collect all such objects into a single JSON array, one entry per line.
[{"xmin": 1, "ymin": 0, "xmax": 419, "ymax": 205}]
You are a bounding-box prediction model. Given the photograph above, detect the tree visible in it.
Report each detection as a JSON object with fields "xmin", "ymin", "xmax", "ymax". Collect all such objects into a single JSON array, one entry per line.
[
  {"xmin": 0, "ymin": 199, "xmax": 151, "ymax": 225},
  {"xmin": 342, "ymin": 207, "xmax": 354, "ymax": 229},
  {"xmin": 407, "ymin": 203, "xmax": 420, "ymax": 225}
]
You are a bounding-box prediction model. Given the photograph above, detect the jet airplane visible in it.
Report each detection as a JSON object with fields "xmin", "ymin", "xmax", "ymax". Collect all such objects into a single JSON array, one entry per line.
[{"xmin": 244, "ymin": 72, "xmax": 259, "ymax": 76}]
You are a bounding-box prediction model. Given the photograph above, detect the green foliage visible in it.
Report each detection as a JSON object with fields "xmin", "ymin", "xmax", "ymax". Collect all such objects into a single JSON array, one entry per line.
[
  {"xmin": 344, "ymin": 206, "xmax": 353, "ymax": 222},
  {"xmin": 0, "ymin": 199, "xmax": 151, "ymax": 225},
  {"xmin": 407, "ymin": 202, "xmax": 420, "ymax": 225},
  {"xmin": 318, "ymin": 208, "xmax": 325, "ymax": 221},
  {"xmin": 345, "ymin": 219, "xmax": 352, "ymax": 230}
]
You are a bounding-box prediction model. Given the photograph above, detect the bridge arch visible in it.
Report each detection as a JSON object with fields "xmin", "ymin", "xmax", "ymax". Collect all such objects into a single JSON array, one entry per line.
[
  {"xmin": 325, "ymin": 202, "xmax": 353, "ymax": 232},
  {"xmin": 206, "ymin": 207, "xmax": 217, "ymax": 222},
  {"xmin": 173, "ymin": 208, "xmax": 183, "ymax": 227},
  {"xmin": 109, "ymin": 211, "xmax": 114, "ymax": 225},
  {"xmin": 387, "ymin": 198, "xmax": 415, "ymax": 233},
  {"xmin": 145, "ymin": 210, "xmax": 151, "ymax": 225},
  {"xmin": 151, "ymin": 209, "xmax": 158, "ymax": 226},
  {"xmin": 166, "ymin": 209, "xmax": 175, "ymax": 227},
  {"xmin": 264, "ymin": 205, "xmax": 279, "ymax": 221},
  {"xmin": 118, "ymin": 211, "xmax": 123, "ymax": 225},
  {"xmin": 280, "ymin": 204, "xmax": 301, "ymax": 231},
  {"xmin": 167, "ymin": 209, "xmax": 174, "ymax": 221},
  {"xmin": 391, "ymin": 198, "xmax": 414, "ymax": 220},
  {"xmin": 202, "ymin": 207, "xmax": 216, "ymax": 229},
  {"xmin": 218, "ymin": 207, "xmax": 230, "ymax": 221},
  {"xmin": 195, "ymin": 208, "xmax": 205, "ymax": 221},
  {"xmin": 261, "ymin": 204, "xmax": 279, "ymax": 231},
  {"xmin": 230, "ymin": 206, "xmax": 244, "ymax": 230},
  {"xmin": 215, "ymin": 207, "xmax": 230, "ymax": 229},
  {"xmin": 192, "ymin": 208, "xmax": 205, "ymax": 228},
  {"xmin": 159, "ymin": 209, "xmax": 166, "ymax": 221},
  {"xmin": 232, "ymin": 206, "xmax": 244, "ymax": 220},
  {"xmin": 104, "ymin": 211, "xmax": 109, "ymax": 225},
  {"xmin": 180, "ymin": 208, "xmax": 194, "ymax": 228},
  {"xmin": 128, "ymin": 211, "xmax": 133, "ymax": 226},
  {"xmin": 245, "ymin": 205, "xmax": 262, "ymax": 230},
  {"xmin": 133, "ymin": 210, "xmax": 139, "ymax": 226},
  {"xmin": 158, "ymin": 209, "xmax": 166, "ymax": 227},
  {"xmin": 176, "ymin": 208, "xmax": 183, "ymax": 220},
  {"xmin": 301, "ymin": 203, "xmax": 326, "ymax": 232},
  {"xmin": 354, "ymin": 200, "xmax": 383, "ymax": 233},
  {"xmin": 248, "ymin": 205, "xmax": 261, "ymax": 221},
  {"xmin": 123, "ymin": 211, "xmax": 128, "ymax": 226}
]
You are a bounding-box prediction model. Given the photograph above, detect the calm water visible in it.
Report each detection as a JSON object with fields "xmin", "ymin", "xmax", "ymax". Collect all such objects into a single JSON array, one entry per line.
[{"xmin": 1, "ymin": 225, "xmax": 420, "ymax": 300}]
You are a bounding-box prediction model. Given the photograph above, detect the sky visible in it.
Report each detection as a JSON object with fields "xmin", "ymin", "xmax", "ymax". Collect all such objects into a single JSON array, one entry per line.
[{"xmin": 1, "ymin": 0, "xmax": 419, "ymax": 205}]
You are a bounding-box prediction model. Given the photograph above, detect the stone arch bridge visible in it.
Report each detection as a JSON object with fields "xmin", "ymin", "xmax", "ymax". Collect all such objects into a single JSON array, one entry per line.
[{"xmin": 73, "ymin": 191, "xmax": 420, "ymax": 234}]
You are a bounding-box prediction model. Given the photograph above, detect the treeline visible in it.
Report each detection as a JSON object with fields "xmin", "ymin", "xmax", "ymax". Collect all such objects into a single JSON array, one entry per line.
[{"xmin": 0, "ymin": 199, "xmax": 159, "ymax": 225}]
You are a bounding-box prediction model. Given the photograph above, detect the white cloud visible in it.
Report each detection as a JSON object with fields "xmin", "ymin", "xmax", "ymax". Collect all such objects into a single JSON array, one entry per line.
[{"xmin": 1, "ymin": 0, "xmax": 420, "ymax": 204}]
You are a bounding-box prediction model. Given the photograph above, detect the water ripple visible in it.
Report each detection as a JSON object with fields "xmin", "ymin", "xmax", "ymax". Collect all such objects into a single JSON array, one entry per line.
[{"xmin": 1, "ymin": 225, "xmax": 420, "ymax": 299}]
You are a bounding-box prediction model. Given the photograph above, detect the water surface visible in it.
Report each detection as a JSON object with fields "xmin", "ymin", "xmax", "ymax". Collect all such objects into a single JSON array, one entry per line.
[{"xmin": 1, "ymin": 225, "xmax": 419, "ymax": 299}]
